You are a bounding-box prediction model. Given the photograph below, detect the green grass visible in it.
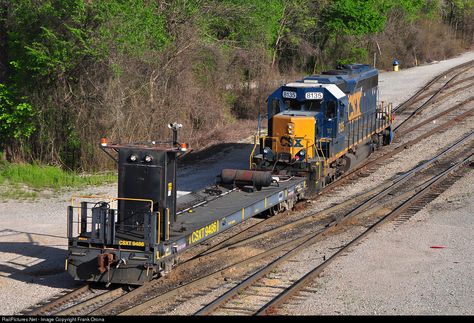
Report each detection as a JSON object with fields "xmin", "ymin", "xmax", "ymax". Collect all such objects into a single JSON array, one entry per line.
[
  {"xmin": 0, "ymin": 187, "xmax": 39, "ymax": 201},
  {"xmin": 0, "ymin": 161, "xmax": 116, "ymax": 190}
]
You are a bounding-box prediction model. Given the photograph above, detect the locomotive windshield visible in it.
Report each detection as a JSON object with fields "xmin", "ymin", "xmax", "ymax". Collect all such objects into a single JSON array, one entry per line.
[{"xmin": 283, "ymin": 99, "xmax": 321, "ymax": 112}]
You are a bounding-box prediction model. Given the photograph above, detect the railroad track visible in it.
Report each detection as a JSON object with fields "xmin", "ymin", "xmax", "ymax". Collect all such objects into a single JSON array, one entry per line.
[
  {"xmin": 24, "ymin": 279, "xmax": 131, "ymax": 315},
  {"xmin": 394, "ymin": 59, "xmax": 474, "ymax": 114},
  {"xmin": 24, "ymin": 284, "xmax": 90, "ymax": 315},
  {"xmin": 393, "ymin": 60, "xmax": 474, "ymax": 132},
  {"xmin": 179, "ymin": 60, "xmax": 474, "ymax": 265},
  {"xmin": 150, "ymin": 64, "xmax": 474, "ymax": 314},
  {"xmin": 26, "ymin": 60, "xmax": 474, "ymax": 316},
  {"xmin": 193, "ymin": 132, "xmax": 474, "ymax": 315},
  {"xmin": 87, "ymin": 175, "xmax": 418, "ymax": 314},
  {"xmin": 107, "ymin": 130, "xmax": 473, "ymax": 315},
  {"xmin": 185, "ymin": 97, "xmax": 474, "ymax": 262},
  {"xmin": 25, "ymin": 283, "xmax": 132, "ymax": 316},
  {"xmin": 256, "ymin": 148, "xmax": 474, "ymax": 315}
]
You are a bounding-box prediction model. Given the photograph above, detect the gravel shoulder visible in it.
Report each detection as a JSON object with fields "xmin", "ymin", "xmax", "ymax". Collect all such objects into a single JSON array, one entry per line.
[
  {"xmin": 0, "ymin": 51, "xmax": 473, "ymax": 315},
  {"xmin": 282, "ymin": 167, "xmax": 474, "ymax": 315}
]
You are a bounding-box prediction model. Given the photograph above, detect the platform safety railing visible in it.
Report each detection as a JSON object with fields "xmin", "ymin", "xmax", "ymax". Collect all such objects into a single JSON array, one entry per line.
[{"xmin": 67, "ymin": 196, "xmax": 157, "ymax": 251}]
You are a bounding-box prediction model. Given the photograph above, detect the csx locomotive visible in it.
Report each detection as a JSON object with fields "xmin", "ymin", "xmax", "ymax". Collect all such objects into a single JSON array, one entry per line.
[{"xmin": 252, "ymin": 63, "xmax": 393, "ymax": 191}]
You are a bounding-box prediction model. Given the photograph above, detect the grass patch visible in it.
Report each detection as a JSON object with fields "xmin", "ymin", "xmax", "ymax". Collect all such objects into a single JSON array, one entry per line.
[
  {"xmin": 0, "ymin": 162, "xmax": 116, "ymax": 190},
  {"xmin": 0, "ymin": 187, "xmax": 39, "ymax": 201}
]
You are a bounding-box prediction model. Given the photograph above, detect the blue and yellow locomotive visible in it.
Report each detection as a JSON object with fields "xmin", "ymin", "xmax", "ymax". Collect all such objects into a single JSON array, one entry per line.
[{"xmin": 252, "ymin": 64, "xmax": 393, "ymax": 191}]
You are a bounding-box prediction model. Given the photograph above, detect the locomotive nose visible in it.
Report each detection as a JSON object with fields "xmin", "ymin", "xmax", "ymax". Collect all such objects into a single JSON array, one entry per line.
[{"xmin": 272, "ymin": 114, "xmax": 315, "ymax": 161}]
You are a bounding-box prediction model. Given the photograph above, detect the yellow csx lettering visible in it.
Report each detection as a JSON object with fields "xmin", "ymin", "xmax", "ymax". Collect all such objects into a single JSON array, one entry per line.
[
  {"xmin": 190, "ymin": 221, "xmax": 219, "ymax": 244},
  {"xmin": 348, "ymin": 90, "xmax": 362, "ymax": 120},
  {"xmin": 119, "ymin": 240, "xmax": 145, "ymax": 247}
]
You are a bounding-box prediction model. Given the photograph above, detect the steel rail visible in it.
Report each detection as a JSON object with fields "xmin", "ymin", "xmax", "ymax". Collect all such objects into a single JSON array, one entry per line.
[
  {"xmin": 123, "ymin": 132, "xmax": 473, "ymax": 316},
  {"xmin": 77, "ymin": 101, "xmax": 474, "ymax": 317},
  {"xmin": 412, "ymin": 74, "xmax": 474, "ymax": 104},
  {"xmin": 90, "ymin": 177, "xmax": 403, "ymax": 315},
  {"xmin": 303, "ymin": 104, "xmax": 474, "ymax": 207},
  {"xmin": 69, "ymin": 66, "xmax": 474, "ymax": 315},
  {"xmin": 177, "ymin": 62, "xmax": 474, "ymax": 265},
  {"xmin": 256, "ymin": 148, "xmax": 474, "ymax": 315},
  {"xmin": 394, "ymin": 76, "xmax": 474, "ymax": 132},
  {"xmin": 26, "ymin": 60, "xmax": 474, "ymax": 317},
  {"xmin": 194, "ymin": 132, "xmax": 474, "ymax": 315},
  {"xmin": 117, "ymin": 230, "xmax": 326, "ymax": 315},
  {"xmin": 421, "ymin": 80, "xmax": 474, "ymax": 107},
  {"xmin": 198, "ymin": 102, "xmax": 474, "ymax": 259},
  {"xmin": 400, "ymin": 96, "xmax": 474, "ymax": 135},
  {"xmin": 56, "ymin": 286, "xmax": 125, "ymax": 316},
  {"xmin": 393, "ymin": 59, "xmax": 474, "ymax": 113},
  {"xmin": 190, "ymin": 61, "xmax": 474, "ymax": 262},
  {"xmin": 92, "ymin": 105, "xmax": 474, "ymax": 315},
  {"xmin": 175, "ymin": 69, "xmax": 474, "ymax": 265},
  {"xmin": 29, "ymin": 284, "xmax": 91, "ymax": 315}
]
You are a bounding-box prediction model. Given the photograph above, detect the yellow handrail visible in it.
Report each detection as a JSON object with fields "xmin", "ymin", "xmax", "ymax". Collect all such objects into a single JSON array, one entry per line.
[
  {"xmin": 166, "ymin": 208, "xmax": 170, "ymax": 241},
  {"xmin": 70, "ymin": 195, "xmax": 155, "ymax": 237},
  {"xmin": 249, "ymin": 134, "xmax": 259, "ymax": 170},
  {"xmin": 71, "ymin": 195, "xmax": 154, "ymax": 212},
  {"xmin": 157, "ymin": 211, "xmax": 161, "ymax": 244}
]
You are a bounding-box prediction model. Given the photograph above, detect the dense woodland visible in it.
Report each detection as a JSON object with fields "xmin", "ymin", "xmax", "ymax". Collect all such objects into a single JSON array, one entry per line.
[{"xmin": 0, "ymin": 0, "xmax": 473, "ymax": 171}]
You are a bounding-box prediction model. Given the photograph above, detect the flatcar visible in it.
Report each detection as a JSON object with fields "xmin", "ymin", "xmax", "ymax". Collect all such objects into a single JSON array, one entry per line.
[{"xmin": 252, "ymin": 64, "xmax": 393, "ymax": 192}]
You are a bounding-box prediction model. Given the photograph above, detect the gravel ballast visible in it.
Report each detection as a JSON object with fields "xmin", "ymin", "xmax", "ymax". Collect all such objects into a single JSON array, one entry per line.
[{"xmin": 282, "ymin": 167, "xmax": 474, "ymax": 315}]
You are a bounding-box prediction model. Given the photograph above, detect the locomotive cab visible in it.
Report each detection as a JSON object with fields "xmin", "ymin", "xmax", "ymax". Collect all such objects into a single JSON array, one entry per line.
[
  {"xmin": 252, "ymin": 64, "xmax": 393, "ymax": 191},
  {"xmin": 257, "ymin": 82, "xmax": 347, "ymax": 167}
]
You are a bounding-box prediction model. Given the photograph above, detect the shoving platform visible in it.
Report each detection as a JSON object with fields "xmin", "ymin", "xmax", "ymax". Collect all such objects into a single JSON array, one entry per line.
[{"xmin": 66, "ymin": 132, "xmax": 307, "ymax": 285}]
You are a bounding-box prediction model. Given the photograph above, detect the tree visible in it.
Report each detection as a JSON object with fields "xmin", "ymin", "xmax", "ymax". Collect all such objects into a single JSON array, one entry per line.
[
  {"xmin": 0, "ymin": 83, "xmax": 35, "ymax": 161},
  {"xmin": 322, "ymin": 0, "xmax": 387, "ymax": 36}
]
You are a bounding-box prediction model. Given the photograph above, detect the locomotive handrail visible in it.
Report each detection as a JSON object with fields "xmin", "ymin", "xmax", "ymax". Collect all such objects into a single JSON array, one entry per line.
[
  {"xmin": 314, "ymin": 138, "xmax": 327, "ymax": 179},
  {"xmin": 315, "ymin": 139, "xmax": 327, "ymax": 160},
  {"xmin": 250, "ymin": 114, "xmax": 263, "ymax": 170},
  {"xmin": 249, "ymin": 133, "xmax": 259, "ymax": 170}
]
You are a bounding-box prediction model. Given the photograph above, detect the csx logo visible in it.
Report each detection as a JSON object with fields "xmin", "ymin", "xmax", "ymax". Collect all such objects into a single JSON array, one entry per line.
[
  {"xmin": 280, "ymin": 137, "xmax": 304, "ymax": 147},
  {"xmin": 348, "ymin": 90, "xmax": 362, "ymax": 120}
]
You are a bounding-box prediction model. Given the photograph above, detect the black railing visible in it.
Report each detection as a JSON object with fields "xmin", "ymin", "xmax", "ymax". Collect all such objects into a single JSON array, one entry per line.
[{"xmin": 67, "ymin": 202, "xmax": 157, "ymax": 251}]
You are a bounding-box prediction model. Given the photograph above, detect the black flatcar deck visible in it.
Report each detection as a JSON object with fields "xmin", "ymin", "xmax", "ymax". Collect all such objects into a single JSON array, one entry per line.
[{"xmin": 160, "ymin": 177, "xmax": 306, "ymax": 255}]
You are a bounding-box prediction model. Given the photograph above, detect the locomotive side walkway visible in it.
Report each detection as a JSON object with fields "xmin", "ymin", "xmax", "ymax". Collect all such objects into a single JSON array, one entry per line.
[{"xmin": 0, "ymin": 51, "xmax": 473, "ymax": 315}]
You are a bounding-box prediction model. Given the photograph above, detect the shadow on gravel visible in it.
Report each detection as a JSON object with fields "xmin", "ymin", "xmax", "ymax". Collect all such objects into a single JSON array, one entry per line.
[
  {"xmin": 0, "ymin": 241, "xmax": 75, "ymax": 288},
  {"xmin": 177, "ymin": 142, "xmax": 256, "ymax": 192},
  {"xmin": 178, "ymin": 142, "xmax": 254, "ymax": 165},
  {"xmin": 0, "ymin": 229, "xmax": 65, "ymax": 240}
]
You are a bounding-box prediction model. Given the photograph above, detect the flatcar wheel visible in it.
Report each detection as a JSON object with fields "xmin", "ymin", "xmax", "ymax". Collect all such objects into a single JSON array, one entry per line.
[
  {"xmin": 125, "ymin": 285, "xmax": 136, "ymax": 292},
  {"xmin": 268, "ymin": 204, "xmax": 282, "ymax": 217}
]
